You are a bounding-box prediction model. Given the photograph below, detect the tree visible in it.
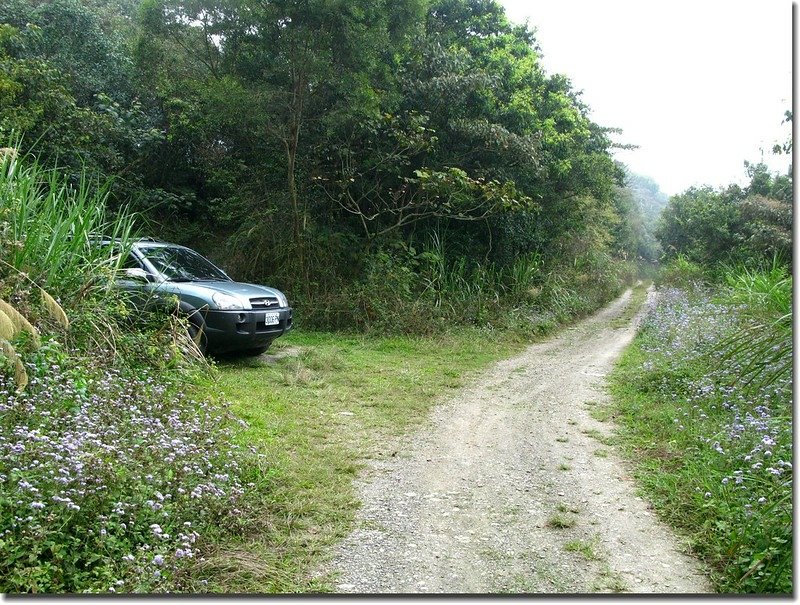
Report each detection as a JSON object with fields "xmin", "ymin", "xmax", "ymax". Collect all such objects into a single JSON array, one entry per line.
[
  {"xmin": 656, "ymin": 186, "xmax": 742, "ymax": 265},
  {"xmin": 657, "ymin": 162, "xmax": 792, "ymax": 268},
  {"xmin": 0, "ymin": 1, "xmax": 158, "ymax": 188}
]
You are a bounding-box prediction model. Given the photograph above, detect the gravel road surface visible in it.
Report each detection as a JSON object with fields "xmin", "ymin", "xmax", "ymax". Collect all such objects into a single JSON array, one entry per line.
[{"xmin": 325, "ymin": 289, "xmax": 712, "ymax": 594}]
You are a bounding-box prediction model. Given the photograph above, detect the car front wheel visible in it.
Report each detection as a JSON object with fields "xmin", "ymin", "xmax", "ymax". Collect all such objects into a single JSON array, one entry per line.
[{"xmin": 186, "ymin": 313, "xmax": 208, "ymax": 355}]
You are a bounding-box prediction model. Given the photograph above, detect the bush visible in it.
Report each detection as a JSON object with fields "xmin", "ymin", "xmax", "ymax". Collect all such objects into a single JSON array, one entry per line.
[
  {"xmin": 0, "ymin": 342, "xmax": 252, "ymax": 592},
  {"xmin": 293, "ymin": 233, "xmax": 635, "ymax": 337},
  {"xmin": 657, "ymin": 254, "xmax": 707, "ymax": 288}
]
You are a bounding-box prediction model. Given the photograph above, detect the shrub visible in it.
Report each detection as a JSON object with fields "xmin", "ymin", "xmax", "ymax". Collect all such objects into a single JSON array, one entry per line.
[
  {"xmin": 293, "ymin": 234, "xmax": 635, "ymax": 337},
  {"xmin": 0, "ymin": 341, "xmax": 253, "ymax": 592},
  {"xmin": 657, "ymin": 254, "xmax": 707, "ymax": 288}
]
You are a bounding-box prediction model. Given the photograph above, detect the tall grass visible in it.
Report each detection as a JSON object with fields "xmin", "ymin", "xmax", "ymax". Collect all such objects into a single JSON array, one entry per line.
[
  {"xmin": 0, "ymin": 152, "xmax": 137, "ymax": 302},
  {"xmin": 718, "ymin": 263, "xmax": 792, "ymax": 391},
  {"xmin": 296, "ymin": 227, "xmax": 634, "ymax": 336}
]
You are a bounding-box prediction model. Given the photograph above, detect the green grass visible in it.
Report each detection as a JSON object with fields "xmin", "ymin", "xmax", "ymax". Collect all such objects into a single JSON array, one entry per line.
[
  {"xmin": 591, "ymin": 565, "xmax": 628, "ymax": 593},
  {"xmin": 547, "ymin": 513, "xmax": 576, "ymax": 529},
  {"xmin": 581, "ymin": 428, "xmax": 615, "ymax": 446},
  {"xmin": 547, "ymin": 515, "xmax": 575, "ymax": 529},
  {"xmin": 564, "ymin": 537, "xmax": 601, "ymax": 561},
  {"xmin": 610, "ymin": 280, "xmax": 651, "ymax": 328},
  {"xmin": 204, "ymin": 328, "xmax": 525, "ymax": 592},
  {"xmin": 588, "ymin": 405, "xmax": 615, "ymax": 423}
]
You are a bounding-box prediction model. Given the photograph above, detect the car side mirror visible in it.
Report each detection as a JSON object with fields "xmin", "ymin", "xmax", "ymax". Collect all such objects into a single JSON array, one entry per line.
[{"xmin": 124, "ymin": 267, "xmax": 153, "ymax": 282}]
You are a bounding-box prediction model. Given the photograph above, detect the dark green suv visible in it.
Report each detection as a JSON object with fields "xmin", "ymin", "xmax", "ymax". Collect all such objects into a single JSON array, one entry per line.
[{"xmin": 118, "ymin": 239, "xmax": 292, "ymax": 355}]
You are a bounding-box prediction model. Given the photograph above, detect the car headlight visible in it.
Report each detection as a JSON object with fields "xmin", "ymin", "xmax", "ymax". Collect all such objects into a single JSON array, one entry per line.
[
  {"xmin": 275, "ymin": 290, "xmax": 289, "ymax": 308},
  {"xmin": 212, "ymin": 292, "xmax": 245, "ymax": 310}
]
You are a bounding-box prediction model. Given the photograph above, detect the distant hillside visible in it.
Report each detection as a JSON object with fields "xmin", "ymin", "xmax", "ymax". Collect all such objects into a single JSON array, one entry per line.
[
  {"xmin": 625, "ymin": 171, "xmax": 670, "ymax": 227},
  {"xmin": 620, "ymin": 170, "xmax": 670, "ymax": 261}
]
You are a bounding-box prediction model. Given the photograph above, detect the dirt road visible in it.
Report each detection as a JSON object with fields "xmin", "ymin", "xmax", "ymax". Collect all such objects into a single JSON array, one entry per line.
[{"xmin": 326, "ymin": 289, "xmax": 712, "ymax": 594}]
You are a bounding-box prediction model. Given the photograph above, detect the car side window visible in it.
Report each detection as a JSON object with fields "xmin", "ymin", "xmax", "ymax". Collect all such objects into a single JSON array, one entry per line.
[{"xmin": 122, "ymin": 253, "xmax": 143, "ymax": 270}]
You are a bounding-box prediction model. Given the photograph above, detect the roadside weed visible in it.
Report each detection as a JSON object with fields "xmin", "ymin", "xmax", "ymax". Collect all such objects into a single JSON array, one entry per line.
[
  {"xmin": 589, "ymin": 406, "xmax": 615, "ymax": 423},
  {"xmin": 581, "ymin": 428, "xmax": 615, "ymax": 446},
  {"xmin": 564, "ymin": 536, "xmax": 601, "ymax": 561},
  {"xmin": 592, "ymin": 565, "xmax": 628, "ymax": 593},
  {"xmin": 547, "ymin": 513, "xmax": 576, "ymax": 529}
]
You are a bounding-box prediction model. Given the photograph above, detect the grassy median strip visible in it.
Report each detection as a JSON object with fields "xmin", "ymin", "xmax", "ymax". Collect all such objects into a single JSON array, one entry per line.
[{"xmin": 204, "ymin": 329, "xmax": 525, "ymax": 592}]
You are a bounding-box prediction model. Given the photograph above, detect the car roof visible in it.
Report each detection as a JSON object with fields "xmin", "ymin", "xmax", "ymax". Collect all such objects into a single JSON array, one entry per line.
[
  {"xmin": 93, "ymin": 237, "xmax": 196, "ymax": 253},
  {"xmin": 133, "ymin": 239, "xmax": 181, "ymax": 248},
  {"xmin": 91, "ymin": 236, "xmax": 170, "ymax": 246}
]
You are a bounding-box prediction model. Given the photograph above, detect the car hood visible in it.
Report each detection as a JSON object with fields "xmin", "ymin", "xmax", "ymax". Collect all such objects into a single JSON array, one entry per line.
[
  {"xmin": 191, "ymin": 280, "xmax": 281, "ymax": 299},
  {"xmin": 160, "ymin": 280, "xmax": 285, "ymax": 308}
]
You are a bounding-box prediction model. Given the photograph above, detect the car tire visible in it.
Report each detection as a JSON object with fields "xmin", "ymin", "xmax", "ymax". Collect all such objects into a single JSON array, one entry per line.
[{"xmin": 186, "ymin": 312, "xmax": 208, "ymax": 355}]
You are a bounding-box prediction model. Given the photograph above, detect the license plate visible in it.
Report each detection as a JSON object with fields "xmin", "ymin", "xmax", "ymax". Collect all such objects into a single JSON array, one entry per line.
[{"xmin": 264, "ymin": 312, "xmax": 280, "ymax": 326}]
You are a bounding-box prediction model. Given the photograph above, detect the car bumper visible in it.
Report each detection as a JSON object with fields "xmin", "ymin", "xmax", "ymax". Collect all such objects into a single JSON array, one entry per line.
[{"xmin": 203, "ymin": 307, "xmax": 293, "ymax": 352}]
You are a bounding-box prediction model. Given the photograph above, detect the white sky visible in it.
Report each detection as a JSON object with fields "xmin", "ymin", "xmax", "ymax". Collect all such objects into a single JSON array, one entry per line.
[{"xmin": 499, "ymin": 0, "xmax": 793, "ymax": 195}]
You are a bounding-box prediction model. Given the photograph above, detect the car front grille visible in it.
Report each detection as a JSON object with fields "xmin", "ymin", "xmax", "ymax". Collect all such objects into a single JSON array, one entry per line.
[{"xmin": 250, "ymin": 296, "xmax": 280, "ymax": 309}]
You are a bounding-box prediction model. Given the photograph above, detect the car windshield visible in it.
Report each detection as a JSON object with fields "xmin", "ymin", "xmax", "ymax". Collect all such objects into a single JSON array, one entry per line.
[{"xmin": 139, "ymin": 246, "xmax": 230, "ymax": 282}]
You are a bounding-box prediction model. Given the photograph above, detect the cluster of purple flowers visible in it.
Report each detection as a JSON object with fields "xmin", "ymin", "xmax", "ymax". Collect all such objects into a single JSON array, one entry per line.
[
  {"xmin": 0, "ymin": 347, "xmax": 256, "ymax": 592},
  {"xmin": 639, "ymin": 286, "xmax": 792, "ymax": 516},
  {"xmin": 640, "ymin": 287, "xmax": 741, "ymax": 360}
]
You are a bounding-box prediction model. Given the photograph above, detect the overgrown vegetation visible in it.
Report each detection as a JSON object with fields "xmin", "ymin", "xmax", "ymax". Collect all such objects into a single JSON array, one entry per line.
[
  {"xmin": 0, "ymin": 0, "xmax": 658, "ymax": 334},
  {"xmin": 657, "ymin": 158, "xmax": 792, "ymax": 269},
  {"xmin": 0, "ymin": 149, "xmax": 135, "ymax": 301},
  {"xmin": 612, "ymin": 132, "xmax": 793, "ymax": 594},
  {"xmin": 0, "ymin": 0, "xmax": 792, "ymax": 596},
  {"xmin": 0, "ymin": 153, "xmax": 260, "ymax": 592},
  {"xmin": 609, "ymin": 262, "xmax": 792, "ymax": 594}
]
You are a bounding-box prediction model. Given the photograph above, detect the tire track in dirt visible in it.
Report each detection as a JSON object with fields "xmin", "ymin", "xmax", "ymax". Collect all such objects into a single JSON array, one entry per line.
[{"xmin": 325, "ymin": 289, "xmax": 711, "ymax": 594}]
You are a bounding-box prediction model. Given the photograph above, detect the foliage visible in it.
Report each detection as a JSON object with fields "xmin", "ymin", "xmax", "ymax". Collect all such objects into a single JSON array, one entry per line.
[
  {"xmin": 0, "ymin": 157, "xmax": 257, "ymax": 593},
  {"xmin": 0, "ymin": 346, "xmax": 252, "ymax": 593},
  {"xmin": 0, "ymin": 3, "xmax": 159, "ymax": 186},
  {"xmin": 718, "ymin": 263, "xmax": 792, "ymax": 391},
  {"xmin": 657, "ymin": 255, "xmax": 708, "ymax": 289},
  {"xmin": 296, "ymin": 228, "xmax": 634, "ymax": 337},
  {"xmin": 610, "ymin": 273, "xmax": 792, "ymax": 594},
  {"xmin": 656, "ymin": 162, "xmax": 792, "ymax": 269},
  {"xmin": 124, "ymin": 0, "xmax": 636, "ymax": 325},
  {"xmin": 656, "ymin": 186, "xmax": 741, "ymax": 265}
]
